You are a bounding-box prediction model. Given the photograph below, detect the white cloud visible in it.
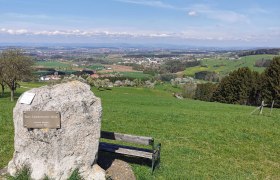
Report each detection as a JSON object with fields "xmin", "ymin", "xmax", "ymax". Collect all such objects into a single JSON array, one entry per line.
[
  {"xmin": 0, "ymin": 28, "xmax": 28, "ymax": 35},
  {"xmin": 188, "ymin": 11, "xmax": 197, "ymax": 16},
  {"xmin": 1, "ymin": 27, "xmax": 278, "ymax": 43}
]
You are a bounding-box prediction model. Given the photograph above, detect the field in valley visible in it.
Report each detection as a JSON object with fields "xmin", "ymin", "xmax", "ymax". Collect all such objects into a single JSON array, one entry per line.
[
  {"xmin": 35, "ymin": 61, "xmax": 72, "ymax": 69},
  {"xmin": 0, "ymin": 82, "xmax": 280, "ymax": 179},
  {"xmin": 184, "ymin": 55, "xmax": 277, "ymax": 77}
]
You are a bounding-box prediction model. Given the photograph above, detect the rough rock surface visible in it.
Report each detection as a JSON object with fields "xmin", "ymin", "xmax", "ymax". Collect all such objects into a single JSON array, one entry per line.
[
  {"xmin": 105, "ymin": 159, "xmax": 136, "ymax": 180},
  {"xmin": 8, "ymin": 81, "xmax": 102, "ymax": 180},
  {"xmin": 90, "ymin": 164, "xmax": 106, "ymax": 180},
  {"xmin": 0, "ymin": 166, "xmax": 7, "ymax": 176},
  {"xmin": 98, "ymin": 155, "xmax": 136, "ymax": 180}
]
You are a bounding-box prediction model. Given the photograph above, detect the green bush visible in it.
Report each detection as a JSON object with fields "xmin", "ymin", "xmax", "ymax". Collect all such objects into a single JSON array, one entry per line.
[
  {"xmin": 160, "ymin": 73, "xmax": 177, "ymax": 82},
  {"xmin": 194, "ymin": 71, "xmax": 220, "ymax": 82},
  {"xmin": 195, "ymin": 83, "xmax": 217, "ymax": 101},
  {"xmin": 182, "ymin": 83, "xmax": 197, "ymax": 98}
]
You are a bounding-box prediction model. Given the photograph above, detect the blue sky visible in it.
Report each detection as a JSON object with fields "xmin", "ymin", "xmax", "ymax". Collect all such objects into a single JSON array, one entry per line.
[{"xmin": 0, "ymin": 0, "xmax": 280, "ymax": 47}]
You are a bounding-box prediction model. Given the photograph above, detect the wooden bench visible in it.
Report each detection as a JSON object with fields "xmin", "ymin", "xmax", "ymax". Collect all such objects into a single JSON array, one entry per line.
[{"xmin": 99, "ymin": 131, "xmax": 161, "ymax": 173}]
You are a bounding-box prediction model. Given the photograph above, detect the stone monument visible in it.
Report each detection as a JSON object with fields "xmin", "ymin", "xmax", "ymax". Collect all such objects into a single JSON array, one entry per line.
[{"xmin": 8, "ymin": 81, "xmax": 104, "ymax": 179}]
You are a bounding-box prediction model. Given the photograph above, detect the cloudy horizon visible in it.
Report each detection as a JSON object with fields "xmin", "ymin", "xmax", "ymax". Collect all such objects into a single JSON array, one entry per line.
[{"xmin": 0, "ymin": 0, "xmax": 280, "ymax": 47}]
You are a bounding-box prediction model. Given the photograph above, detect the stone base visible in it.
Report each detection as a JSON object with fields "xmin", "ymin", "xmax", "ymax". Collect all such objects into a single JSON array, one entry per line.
[{"xmin": 98, "ymin": 155, "xmax": 136, "ymax": 180}]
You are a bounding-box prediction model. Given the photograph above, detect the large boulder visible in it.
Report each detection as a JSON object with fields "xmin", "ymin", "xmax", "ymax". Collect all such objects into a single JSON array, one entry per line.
[{"xmin": 8, "ymin": 81, "xmax": 103, "ymax": 179}]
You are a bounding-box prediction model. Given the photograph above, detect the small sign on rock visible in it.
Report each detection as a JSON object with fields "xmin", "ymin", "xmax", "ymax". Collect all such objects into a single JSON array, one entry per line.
[{"xmin": 23, "ymin": 111, "xmax": 61, "ymax": 129}]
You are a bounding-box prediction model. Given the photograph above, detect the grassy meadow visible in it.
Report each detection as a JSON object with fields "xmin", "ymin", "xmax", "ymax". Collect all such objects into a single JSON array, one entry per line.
[
  {"xmin": 184, "ymin": 55, "xmax": 276, "ymax": 76},
  {"xmin": 118, "ymin": 72, "xmax": 152, "ymax": 80},
  {"xmin": 36, "ymin": 61, "xmax": 72, "ymax": 69},
  {"xmin": 1, "ymin": 82, "xmax": 280, "ymax": 179}
]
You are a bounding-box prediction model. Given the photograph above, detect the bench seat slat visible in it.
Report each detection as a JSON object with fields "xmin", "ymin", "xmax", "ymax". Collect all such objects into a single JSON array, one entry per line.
[
  {"xmin": 99, "ymin": 142, "xmax": 153, "ymax": 159},
  {"xmin": 101, "ymin": 131, "xmax": 154, "ymax": 146}
]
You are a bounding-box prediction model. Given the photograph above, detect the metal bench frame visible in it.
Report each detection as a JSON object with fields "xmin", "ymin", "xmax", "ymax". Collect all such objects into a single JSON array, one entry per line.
[{"xmin": 99, "ymin": 131, "xmax": 161, "ymax": 173}]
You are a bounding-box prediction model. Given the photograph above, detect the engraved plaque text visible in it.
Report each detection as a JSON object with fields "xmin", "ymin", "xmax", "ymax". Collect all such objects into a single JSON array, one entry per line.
[{"xmin": 23, "ymin": 111, "xmax": 61, "ymax": 129}]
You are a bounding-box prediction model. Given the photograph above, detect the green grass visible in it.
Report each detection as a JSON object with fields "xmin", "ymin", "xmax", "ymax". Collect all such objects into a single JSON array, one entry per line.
[
  {"xmin": 0, "ymin": 82, "xmax": 46, "ymax": 169},
  {"xmin": 1, "ymin": 82, "xmax": 280, "ymax": 179},
  {"xmin": 119, "ymin": 72, "xmax": 152, "ymax": 79},
  {"xmin": 6, "ymin": 166, "xmax": 31, "ymax": 180},
  {"xmin": 85, "ymin": 64, "xmax": 105, "ymax": 71},
  {"xmin": 94, "ymin": 87, "xmax": 280, "ymax": 179},
  {"xmin": 5, "ymin": 166, "xmax": 82, "ymax": 180},
  {"xmin": 0, "ymin": 93, "xmax": 15, "ymax": 170},
  {"xmin": 185, "ymin": 55, "xmax": 277, "ymax": 76},
  {"xmin": 100, "ymin": 71, "xmax": 152, "ymax": 80},
  {"xmin": 36, "ymin": 61, "xmax": 71, "ymax": 69}
]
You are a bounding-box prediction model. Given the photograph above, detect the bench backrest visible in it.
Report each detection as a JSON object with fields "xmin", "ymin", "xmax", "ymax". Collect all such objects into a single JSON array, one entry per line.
[{"xmin": 101, "ymin": 131, "xmax": 154, "ymax": 146}]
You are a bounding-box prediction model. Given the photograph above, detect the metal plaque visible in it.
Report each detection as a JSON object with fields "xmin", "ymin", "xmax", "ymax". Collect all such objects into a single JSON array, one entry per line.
[{"xmin": 23, "ymin": 111, "xmax": 61, "ymax": 129}]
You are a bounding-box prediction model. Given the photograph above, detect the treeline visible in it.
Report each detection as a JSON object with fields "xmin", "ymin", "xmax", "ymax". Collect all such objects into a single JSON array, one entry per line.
[
  {"xmin": 80, "ymin": 57, "xmax": 111, "ymax": 64},
  {"xmin": 123, "ymin": 54, "xmax": 181, "ymax": 58},
  {"xmin": 194, "ymin": 56, "xmax": 280, "ymax": 107},
  {"xmin": 163, "ymin": 60, "xmax": 200, "ymax": 73},
  {"xmin": 238, "ymin": 48, "xmax": 280, "ymax": 57}
]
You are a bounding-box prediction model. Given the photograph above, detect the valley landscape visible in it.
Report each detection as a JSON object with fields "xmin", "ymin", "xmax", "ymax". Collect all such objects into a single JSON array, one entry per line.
[{"xmin": 1, "ymin": 0, "xmax": 280, "ymax": 179}]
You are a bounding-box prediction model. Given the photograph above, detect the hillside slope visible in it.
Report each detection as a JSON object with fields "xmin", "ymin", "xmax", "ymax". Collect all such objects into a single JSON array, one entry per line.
[
  {"xmin": 184, "ymin": 55, "xmax": 277, "ymax": 77},
  {"xmin": 0, "ymin": 83, "xmax": 280, "ymax": 179}
]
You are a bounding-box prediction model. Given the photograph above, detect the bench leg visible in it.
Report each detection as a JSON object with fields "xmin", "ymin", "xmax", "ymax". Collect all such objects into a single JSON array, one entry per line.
[
  {"xmin": 151, "ymin": 154, "xmax": 155, "ymax": 174},
  {"xmin": 151, "ymin": 143, "xmax": 161, "ymax": 174}
]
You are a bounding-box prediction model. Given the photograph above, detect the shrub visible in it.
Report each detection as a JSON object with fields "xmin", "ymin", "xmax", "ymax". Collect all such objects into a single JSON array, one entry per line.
[
  {"xmin": 160, "ymin": 73, "xmax": 177, "ymax": 82},
  {"xmin": 254, "ymin": 59, "xmax": 271, "ymax": 67},
  {"xmin": 171, "ymin": 77, "xmax": 195, "ymax": 87},
  {"xmin": 182, "ymin": 83, "xmax": 197, "ymax": 99},
  {"xmin": 194, "ymin": 71, "xmax": 220, "ymax": 82},
  {"xmin": 195, "ymin": 83, "xmax": 217, "ymax": 101}
]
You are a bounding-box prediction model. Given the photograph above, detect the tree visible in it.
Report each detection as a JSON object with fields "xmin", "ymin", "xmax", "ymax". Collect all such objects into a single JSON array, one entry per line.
[
  {"xmin": 164, "ymin": 60, "xmax": 185, "ymax": 73},
  {"xmin": 262, "ymin": 56, "xmax": 280, "ymax": 106},
  {"xmin": 212, "ymin": 67, "xmax": 259, "ymax": 105},
  {"xmin": 0, "ymin": 77, "xmax": 4, "ymax": 98},
  {"xmin": 0, "ymin": 49, "xmax": 34, "ymax": 101}
]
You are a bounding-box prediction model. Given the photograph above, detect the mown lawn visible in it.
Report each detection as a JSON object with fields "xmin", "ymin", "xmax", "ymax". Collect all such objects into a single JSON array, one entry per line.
[
  {"xmin": 94, "ymin": 87, "xmax": 280, "ymax": 179},
  {"xmin": 1, "ymin": 82, "xmax": 280, "ymax": 179}
]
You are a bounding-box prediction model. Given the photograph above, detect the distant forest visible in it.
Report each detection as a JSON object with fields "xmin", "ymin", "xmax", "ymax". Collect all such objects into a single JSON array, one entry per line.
[{"xmin": 238, "ymin": 48, "xmax": 280, "ymax": 57}]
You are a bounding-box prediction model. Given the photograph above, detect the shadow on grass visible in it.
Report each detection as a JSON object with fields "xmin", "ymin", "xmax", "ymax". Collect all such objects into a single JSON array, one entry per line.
[
  {"xmin": 97, "ymin": 151, "xmax": 151, "ymax": 171},
  {"xmin": 0, "ymin": 91, "xmax": 22, "ymax": 101}
]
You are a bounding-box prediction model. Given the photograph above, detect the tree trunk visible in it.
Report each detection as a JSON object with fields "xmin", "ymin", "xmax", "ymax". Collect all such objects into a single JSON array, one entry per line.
[
  {"xmin": 1, "ymin": 83, "xmax": 4, "ymax": 97},
  {"xmin": 10, "ymin": 80, "xmax": 16, "ymax": 102},
  {"xmin": 11, "ymin": 89, "xmax": 14, "ymax": 101}
]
